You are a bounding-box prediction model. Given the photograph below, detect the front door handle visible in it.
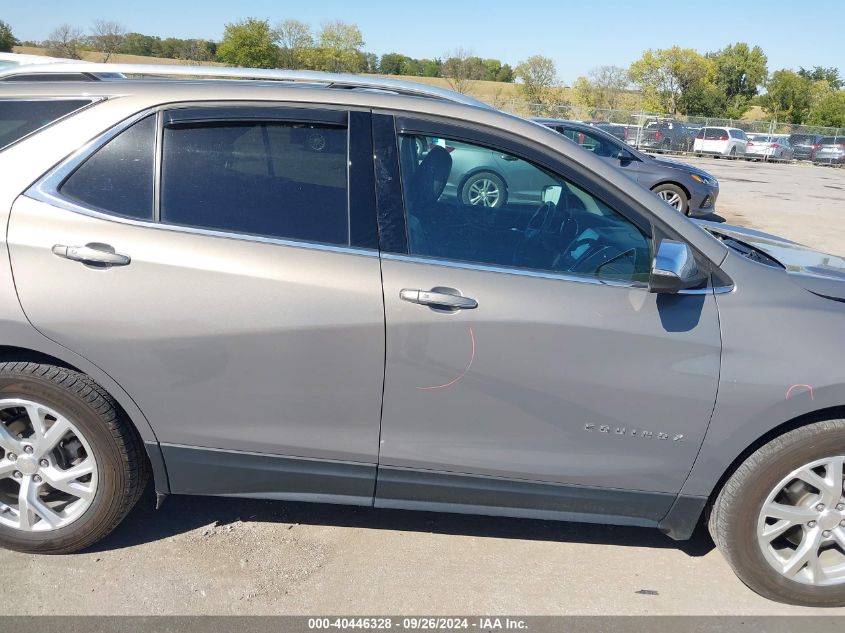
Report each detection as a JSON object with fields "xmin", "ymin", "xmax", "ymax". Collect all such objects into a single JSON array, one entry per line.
[
  {"xmin": 400, "ymin": 288, "xmax": 478, "ymax": 310},
  {"xmin": 52, "ymin": 243, "xmax": 131, "ymax": 267}
]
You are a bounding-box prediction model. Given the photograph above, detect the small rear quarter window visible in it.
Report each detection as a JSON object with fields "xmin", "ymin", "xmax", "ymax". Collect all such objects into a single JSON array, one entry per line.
[{"xmin": 0, "ymin": 99, "xmax": 93, "ymax": 150}]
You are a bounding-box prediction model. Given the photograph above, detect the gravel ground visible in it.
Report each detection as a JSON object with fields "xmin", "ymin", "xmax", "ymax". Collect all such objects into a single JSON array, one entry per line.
[{"xmin": 1, "ymin": 160, "xmax": 844, "ymax": 616}]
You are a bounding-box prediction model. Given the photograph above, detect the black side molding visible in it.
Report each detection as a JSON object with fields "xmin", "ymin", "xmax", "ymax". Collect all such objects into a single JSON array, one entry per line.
[{"xmin": 161, "ymin": 444, "xmax": 376, "ymax": 506}]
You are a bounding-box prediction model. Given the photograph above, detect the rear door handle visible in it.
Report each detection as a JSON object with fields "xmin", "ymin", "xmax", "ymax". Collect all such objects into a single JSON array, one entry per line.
[
  {"xmin": 52, "ymin": 243, "xmax": 131, "ymax": 267},
  {"xmin": 400, "ymin": 288, "xmax": 478, "ymax": 310}
]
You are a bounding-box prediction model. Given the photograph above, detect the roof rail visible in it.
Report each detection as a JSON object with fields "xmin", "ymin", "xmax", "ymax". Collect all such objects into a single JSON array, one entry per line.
[{"xmin": 0, "ymin": 62, "xmax": 493, "ymax": 109}]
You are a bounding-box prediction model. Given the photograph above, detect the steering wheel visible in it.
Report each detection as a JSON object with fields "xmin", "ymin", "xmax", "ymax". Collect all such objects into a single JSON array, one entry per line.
[{"xmin": 513, "ymin": 201, "xmax": 559, "ymax": 268}]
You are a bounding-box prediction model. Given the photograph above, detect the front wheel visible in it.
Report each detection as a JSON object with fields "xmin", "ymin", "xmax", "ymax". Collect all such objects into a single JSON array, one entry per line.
[
  {"xmin": 461, "ymin": 172, "xmax": 507, "ymax": 208},
  {"xmin": 709, "ymin": 419, "xmax": 845, "ymax": 606},
  {"xmin": 652, "ymin": 183, "xmax": 689, "ymax": 215},
  {"xmin": 0, "ymin": 363, "xmax": 148, "ymax": 553}
]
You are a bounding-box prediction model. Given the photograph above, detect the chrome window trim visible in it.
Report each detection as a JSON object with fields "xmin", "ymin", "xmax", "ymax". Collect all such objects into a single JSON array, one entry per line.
[
  {"xmin": 25, "ymin": 185, "xmax": 379, "ymax": 259},
  {"xmin": 381, "ymin": 253, "xmax": 736, "ymax": 295},
  {"xmin": 25, "ymin": 103, "xmax": 378, "ymax": 260},
  {"xmin": 381, "ymin": 252, "xmax": 648, "ymax": 289}
]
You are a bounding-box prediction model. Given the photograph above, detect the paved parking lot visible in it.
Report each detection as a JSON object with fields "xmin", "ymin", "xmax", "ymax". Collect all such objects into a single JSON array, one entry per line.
[{"xmin": 1, "ymin": 160, "xmax": 844, "ymax": 616}]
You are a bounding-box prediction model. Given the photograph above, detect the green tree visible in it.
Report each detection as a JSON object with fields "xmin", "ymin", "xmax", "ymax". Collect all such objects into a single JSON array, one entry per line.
[
  {"xmin": 495, "ymin": 63, "xmax": 514, "ymax": 83},
  {"xmin": 807, "ymin": 89, "xmax": 845, "ymax": 127},
  {"xmin": 761, "ymin": 69, "xmax": 813, "ymax": 123},
  {"xmin": 121, "ymin": 32, "xmax": 160, "ymax": 57},
  {"xmin": 798, "ymin": 66, "xmax": 843, "ymax": 90},
  {"xmin": 515, "ymin": 55, "xmax": 558, "ymax": 105},
  {"xmin": 217, "ymin": 18, "xmax": 278, "ymax": 69},
  {"xmin": 0, "ymin": 20, "xmax": 15, "ymax": 52},
  {"xmin": 275, "ymin": 19, "xmax": 312, "ymax": 69},
  {"xmin": 379, "ymin": 52, "xmax": 412, "ymax": 75},
  {"xmin": 312, "ymin": 20, "xmax": 365, "ymax": 72},
  {"xmin": 709, "ymin": 42, "xmax": 767, "ymax": 117},
  {"xmin": 629, "ymin": 47, "xmax": 714, "ymax": 114}
]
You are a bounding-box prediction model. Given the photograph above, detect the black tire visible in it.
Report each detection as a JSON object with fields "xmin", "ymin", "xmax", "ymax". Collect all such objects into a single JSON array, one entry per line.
[
  {"xmin": 729, "ymin": 147, "xmax": 737, "ymax": 158},
  {"xmin": 709, "ymin": 419, "xmax": 845, "ymax": 606},
  {"xmin": 651, "ymin": 183, "xmax": 690, "ymax": 215},
  {"xmin": 0, "ymin": 362, "xmax": 148, "ymax": 554},
  {"xmin": 460, "ymin": 171, "xmax": 507, "ymax": 208},
  {"xmin": 661, "ymin": 139, "xmax": 672, "ymax": 153}
]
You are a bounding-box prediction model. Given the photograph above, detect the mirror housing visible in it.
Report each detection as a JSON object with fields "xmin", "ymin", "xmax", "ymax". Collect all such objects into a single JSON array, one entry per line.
[{"xmin": 649, "ymin": 240, "xmax": 708, "ymax": 294}]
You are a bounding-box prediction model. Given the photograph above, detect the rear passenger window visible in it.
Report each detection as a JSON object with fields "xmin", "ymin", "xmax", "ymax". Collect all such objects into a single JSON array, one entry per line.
[
  {"xmin": 60, "ymin": 114, "xmax": 155, "ymax": 220},
  {"xmin": 0, "ymin": 99, "xmax": 93, "ymax": 150},
  {"xmin": 160, "ymin": 121, "xmax": 349, "ymax": 245}
]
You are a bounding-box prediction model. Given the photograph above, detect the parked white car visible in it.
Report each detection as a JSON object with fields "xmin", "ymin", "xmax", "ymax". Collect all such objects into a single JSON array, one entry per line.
[
  {"xmin": 746, "ymin": 134, "xmax": 794, "ymax": 161},
  {"xmin": 694, "ymin": 127, "xmax": 748, "ymax": 157}
]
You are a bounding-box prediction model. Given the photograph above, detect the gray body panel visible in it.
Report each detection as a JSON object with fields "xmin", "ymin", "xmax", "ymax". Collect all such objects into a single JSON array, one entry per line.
[
  {"xmin": 378, "ymin": 256, "xmax": 721, "ymax": 494},
  {"xmin": 7, "ymin": 197, "xmax": 386, "ymax": 463},
  {"xmin": 680, "ymin": 251, "xmax": 845, "ymax": 497}
]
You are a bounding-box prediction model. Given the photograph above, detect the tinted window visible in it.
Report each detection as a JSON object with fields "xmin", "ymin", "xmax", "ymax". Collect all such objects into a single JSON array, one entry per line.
[
  {"xmin": 398, "ymin": 134, "xmax": 651, "ymax": 284},
  {"xmin": 729, "ymin": 129, "xmax": 747, "ymax": 139},
  {"xmin": 704, "ymin": 128, "xmax": 728, "ymax": 139},
  {"xmin": 60, "ymin": 114, "xmax": 155, "ymax": 220},
  {"xmin": 0, "ymin": 99, "xmax": 92, "ymax": 150},
  {"xmin": 161, "ymin": 121, "xmax": 349, "ymax": 245},
  {"xmin": 819, "ymin": 137, "xmax": 840, "ymax": 144},
  {"xmin": 559, "ymin": 127, "xmax": 619, "ymax": 157}
]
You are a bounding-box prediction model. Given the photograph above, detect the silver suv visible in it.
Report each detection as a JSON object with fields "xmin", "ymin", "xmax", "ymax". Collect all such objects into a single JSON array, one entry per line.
[{"xmin": 1, "ymin": 64, "xmax": 845, "ymax": 607}]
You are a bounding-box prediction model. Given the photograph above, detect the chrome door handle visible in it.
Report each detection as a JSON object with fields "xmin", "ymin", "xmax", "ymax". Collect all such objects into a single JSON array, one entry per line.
[
  {"xmin": 400, "ymin": 288, "xmax": 478, "ymax": 310},
  {"xmin": 52, "ymin": 243, "xmax": 131, "ymax": 267}
]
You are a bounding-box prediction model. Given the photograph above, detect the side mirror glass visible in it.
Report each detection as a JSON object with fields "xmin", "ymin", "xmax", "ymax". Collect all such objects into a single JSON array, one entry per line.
[
  {"xmin": 649, "ymin": 240, "xmax": 707, "ymax": 294},
  {"xmin": 617, "ymin": 150, "xmax": 633, "ymax": 162},
  {"xmin": 541, "ymin": 185, "xmax": 562, "ymax": 205}
]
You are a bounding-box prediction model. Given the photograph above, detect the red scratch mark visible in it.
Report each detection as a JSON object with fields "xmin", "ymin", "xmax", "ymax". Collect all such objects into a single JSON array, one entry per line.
[
  {"xmin": 786, "ymin": 384, "xmax": 815, "ymax": 401},
  {"xmin": 416, "ymin": 326, "xmax": 476, "ymax": 391}
]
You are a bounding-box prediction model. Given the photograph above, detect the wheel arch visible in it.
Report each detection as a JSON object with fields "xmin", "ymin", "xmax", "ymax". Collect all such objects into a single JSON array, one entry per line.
[
  {"xmin": 662, "ymin": 405, "xmax": 845, "ymax": 540},
  {"xmin": 650, "ymin": 180, "xmax": 691, "ymax": 201},
  {"xmin": 0, "ymin": 343, "xmax": 169, "ymax": 494},
  {"xmin": 707, "ymin": 405, "xmax": 845, "ymax": 509}
]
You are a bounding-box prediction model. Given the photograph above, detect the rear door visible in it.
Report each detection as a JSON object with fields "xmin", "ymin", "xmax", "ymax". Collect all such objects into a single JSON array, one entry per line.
[{"xmin": 8, "ymin": 105, "xmax": 385, "ymax": 503}]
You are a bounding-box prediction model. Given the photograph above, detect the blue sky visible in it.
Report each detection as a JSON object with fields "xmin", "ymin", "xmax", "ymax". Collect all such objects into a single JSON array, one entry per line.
[{"xmin": 4, "ymin": 0, "xmax": 843, "ymax": 82}]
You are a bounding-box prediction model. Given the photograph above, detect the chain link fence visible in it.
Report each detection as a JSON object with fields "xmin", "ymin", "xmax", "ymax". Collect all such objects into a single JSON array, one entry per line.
[{"xmin": 493, "ymin": 100, "xmax": 845, "ymax": 166}]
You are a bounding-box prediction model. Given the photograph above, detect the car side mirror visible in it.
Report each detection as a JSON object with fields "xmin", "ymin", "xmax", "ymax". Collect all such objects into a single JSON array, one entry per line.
[
  {"xmin": 649, "ymin": 240, "xmax": 708, "ymax": 294},
  {"xmin": 617, "ymin": 150, "xmax": 634, "ymax": 162}
]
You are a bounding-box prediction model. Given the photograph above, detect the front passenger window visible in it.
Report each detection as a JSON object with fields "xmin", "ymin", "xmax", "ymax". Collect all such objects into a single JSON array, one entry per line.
[{"xmin": 398, "ymin": 134, "xmax": 652, "ymax": 284}]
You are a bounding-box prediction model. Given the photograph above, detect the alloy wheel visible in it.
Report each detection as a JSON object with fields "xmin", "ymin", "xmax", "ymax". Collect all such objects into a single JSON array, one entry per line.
[
  {"xmin": 757, "ymin": 456, "xmax": 845, "ymax": 586},
  {"xmin": 656, "ymin": 189, "xmax": 684, "ymax": 211},
  {"xmin": 0, "ymin": 399, "xmax": 98, "ymax": 532},
  {"xmin": 467, "ymin": 178, "xmax": 501, "ymax": 207}
]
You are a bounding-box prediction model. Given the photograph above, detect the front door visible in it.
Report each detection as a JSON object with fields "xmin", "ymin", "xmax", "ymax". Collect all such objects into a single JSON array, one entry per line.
[
  {"xmin": 9, "ymin": 106, "xmax": 385, "ymax": 503},
  {"xmin": 375, "ymin": 116, "xmax": 722, "ymax": 524}
]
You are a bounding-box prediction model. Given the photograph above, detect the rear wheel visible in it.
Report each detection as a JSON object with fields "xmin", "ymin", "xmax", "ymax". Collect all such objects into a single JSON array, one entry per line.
[
  {"xmin": 0, "ymin": 362, "xmax": 148, "ymax": 553},
  {"xmin": 652, "ymin": 183, "xmax": 689, "ymax": 215},
  {"xmin": 729, "ymin": 146, "xmax": 737, "ymax": 158},
  {"xmin": 709, "ymin": 419, "xmax": 845, "ymax": 606}
]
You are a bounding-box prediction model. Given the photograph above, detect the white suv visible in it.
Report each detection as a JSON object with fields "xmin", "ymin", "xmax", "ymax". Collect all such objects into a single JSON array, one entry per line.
[{"xmin": 694, "ymin": 127, "xmax": 748, "ymax": 157}]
